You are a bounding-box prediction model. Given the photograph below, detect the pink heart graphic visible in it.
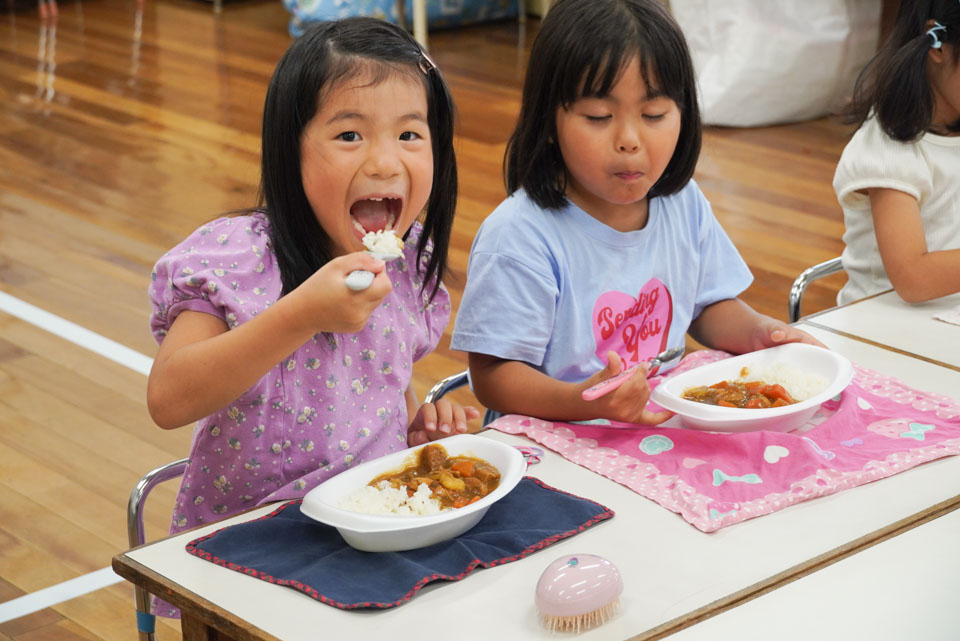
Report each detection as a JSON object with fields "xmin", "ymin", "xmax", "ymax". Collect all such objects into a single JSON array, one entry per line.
[
  {"xmin": 682, "ymin": 457, "xmax": 706, "ymax": 469},
  {"xmin": 592, "ymin": 278, "xmax": 673, "ymax": 367}
]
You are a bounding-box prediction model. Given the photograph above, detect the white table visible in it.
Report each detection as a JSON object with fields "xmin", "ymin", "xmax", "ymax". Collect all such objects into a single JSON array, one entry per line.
[
  {"xmin": 666, "ymin": 502, "xmax": 960, "ymax": 641},
  {"xmin": 804, "ymin": 291, "xmax": 960, "ymax": 370},
  {"xmin": 113, "ymin": 326, "xmax": 960, "ymax": 641}
]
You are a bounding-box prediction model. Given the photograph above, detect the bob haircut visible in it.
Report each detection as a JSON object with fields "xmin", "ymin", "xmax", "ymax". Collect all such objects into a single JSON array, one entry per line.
[
  {"xmin": 846, "ymin": 0, "xmax": 960, "ymax": 141},
  {"xmin": 506, "ymin": 0, "xmax": 701, "ymax": 210},
  {"xmin": 258, "ymin": 17, "xmax": 457, "ymax": 300}
]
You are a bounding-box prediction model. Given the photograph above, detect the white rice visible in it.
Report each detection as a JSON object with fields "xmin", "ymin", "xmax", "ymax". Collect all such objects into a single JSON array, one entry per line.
[
  {"xmin": 362, "ymin": 229, "xmax": 404, "ymax": 256},
  {"xmin": 339, "ymin": 480, "xmax": 442, "ymax": 516},
  {"xmin": 737, "ymin": 362, "xmax": 828, "ymax": 401}
]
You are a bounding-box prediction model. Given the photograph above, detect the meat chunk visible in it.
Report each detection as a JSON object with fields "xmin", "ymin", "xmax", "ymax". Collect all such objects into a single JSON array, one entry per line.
[
  {"xmin": 472, "ymin": 465, "xmax": 500, "ymax": 487},
  {"xmin": 419, "ymin": 444, "xmax": 446, "ymax": 474}
]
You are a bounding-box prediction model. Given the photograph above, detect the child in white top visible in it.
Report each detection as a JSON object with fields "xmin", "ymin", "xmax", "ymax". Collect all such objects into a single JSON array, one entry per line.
[
  {"xmin": 451, "ymin": 0, "xmax": 820, "ymax": 427},
  {"xmin": 835, "ymin": 0, "xmax": 960, "ymax": 304}
]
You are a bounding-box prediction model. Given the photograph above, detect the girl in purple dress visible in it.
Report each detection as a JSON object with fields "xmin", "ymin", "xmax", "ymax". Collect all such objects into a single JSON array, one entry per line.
[{"xmin": 147, "ymin": 17, "xmax": 477, "ymax": 555}]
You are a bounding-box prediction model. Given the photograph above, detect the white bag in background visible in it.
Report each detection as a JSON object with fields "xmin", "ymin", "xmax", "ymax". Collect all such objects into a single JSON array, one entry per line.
[{"xmin": 670, "ymin": 0, "xmax": 882, "ymax": 126}]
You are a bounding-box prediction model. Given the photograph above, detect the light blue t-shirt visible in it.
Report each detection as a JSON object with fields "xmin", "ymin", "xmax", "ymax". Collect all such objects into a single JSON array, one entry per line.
[{"xmin": 451, "ymin": 181, "xmax": 753, "ymax": 383}]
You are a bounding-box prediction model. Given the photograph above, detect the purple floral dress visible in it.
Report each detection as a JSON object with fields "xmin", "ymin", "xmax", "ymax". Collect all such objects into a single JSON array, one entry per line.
[{"xmin": 149, "ymin": 213, "xmax": 450, "ymax": 535}]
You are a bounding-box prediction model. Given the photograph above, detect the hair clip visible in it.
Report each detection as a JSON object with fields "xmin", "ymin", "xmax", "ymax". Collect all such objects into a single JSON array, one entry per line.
[
  {"xmin": 418, "ymin": 48, "xmax": 437, "ymax": 74},
  {"xmin": 927, "ymin": 21, "xmax": 946, "ymax": 49}
]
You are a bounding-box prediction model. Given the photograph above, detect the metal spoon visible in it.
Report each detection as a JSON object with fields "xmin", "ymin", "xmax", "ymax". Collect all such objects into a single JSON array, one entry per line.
[
  {"xmin": 581, "ymin": 345, "xmax": 685, "ymax": 401},
  {"xmin": 344, "ymin": 252, "xmax": 402, "ymax": 291}
]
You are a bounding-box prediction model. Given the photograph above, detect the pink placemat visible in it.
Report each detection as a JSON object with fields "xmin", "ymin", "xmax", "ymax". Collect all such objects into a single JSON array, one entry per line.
[{"xmin": 488, "ymin": 351, "xmax": 960, "ymax": 532}]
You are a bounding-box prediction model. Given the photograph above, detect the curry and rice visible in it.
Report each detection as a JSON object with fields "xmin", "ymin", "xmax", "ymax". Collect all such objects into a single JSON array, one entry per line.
[
  {"xmin": 340, "ymin": 443, "xmax": 501, "ymax": 516},
  {"xmin": 681, "ymin": 364, "xmax": 827, "ymax": 409}
]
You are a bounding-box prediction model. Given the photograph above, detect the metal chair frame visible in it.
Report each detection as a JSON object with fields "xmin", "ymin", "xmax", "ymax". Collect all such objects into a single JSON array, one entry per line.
[
  {"xmin": 787, "ymin": 256, "xmax": 844, "ymax": 323},
  {"xmin": 126, "ymin": 457, "xmax": 189, "ymax": 641},
  {"xmin": 424, "ymin": 369, "xmax": 499, "ymax": 426},
  {"xmin": 424, "ymin": 369, "xmax": 469, "ymax": 403}
]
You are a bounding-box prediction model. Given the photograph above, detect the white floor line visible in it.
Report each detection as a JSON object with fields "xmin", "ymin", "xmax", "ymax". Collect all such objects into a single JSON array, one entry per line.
[
  {"xmin": 0, "ymin": 291, "xmax": 154, "ymax": 617},
  {"xmin": 0, "ymin": 567, "xmax": 124, "ymax": 623},
  {"xmin": 0, "ymin": 290, "xmax": 153, "ymax": 375}
]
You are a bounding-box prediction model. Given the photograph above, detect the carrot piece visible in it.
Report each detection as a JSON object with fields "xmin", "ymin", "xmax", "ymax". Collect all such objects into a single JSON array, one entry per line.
[
  {"xmin": 762, "ymin": 384, "xmax": 796, "ymax": 404},
  {"xmin": 450, "ymin": 460, "xmax": 475, "ymax": 477},
  {"xmin": 717, "ymin": 400, "xmax": 737, "ymax": 408},
  {"xmin": 744, "ymin": 397, "xmax": 765, "ymax": 409},
  {"xmin": 468, "ymin": 495, "xmax": 481, "ymax": 504},
  {"xmin": 452, "ymin": 498, "xmax": 468, "ymax": 508},
  {"xmin": 772, "ymin": 398, "xmax": 790, "ymax": 407}
]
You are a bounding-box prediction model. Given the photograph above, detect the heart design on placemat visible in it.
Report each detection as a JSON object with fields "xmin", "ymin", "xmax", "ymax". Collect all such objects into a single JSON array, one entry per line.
[
  {"xmin": 639, "ymin": 435, "xmax": 674, "ymax": 455},
  {"xmin": 763, "ymin": 445, "xmax": 789, "ymax": 464},
  {"xmin": 592, "ymin": 278, "xmax": 673, "ymax": 367}
]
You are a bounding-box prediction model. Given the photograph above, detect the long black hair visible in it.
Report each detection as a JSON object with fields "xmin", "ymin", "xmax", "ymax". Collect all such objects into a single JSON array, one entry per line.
[
  {"xmin": 259, "ymin": 17, "xmax": 457, "ymax": 301},
  {"xmin": 505, "ymin": 0, "xmax": 701, "ymax": 210},
  {"xmin": 845, "ymin": 0, "xmax": 960, "ymax": 141}
]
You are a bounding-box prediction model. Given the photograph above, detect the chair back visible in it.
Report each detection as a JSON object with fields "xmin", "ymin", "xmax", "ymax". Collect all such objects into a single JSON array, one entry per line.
[{"xmin": 788, "ymin": 257, "xmax": 844, "ymax": 323}]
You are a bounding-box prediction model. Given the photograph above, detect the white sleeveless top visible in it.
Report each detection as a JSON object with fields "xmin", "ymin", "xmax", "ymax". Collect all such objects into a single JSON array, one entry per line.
[{"xmin": 833, "ymin": 116, "xmax": 960, "ymax": 304}]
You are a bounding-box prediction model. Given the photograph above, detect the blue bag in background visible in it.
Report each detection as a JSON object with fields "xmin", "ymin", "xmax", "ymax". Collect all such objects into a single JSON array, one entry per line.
[{"xmin": 284, "ymin": 0, "xmax": 519, "ymax": 37}]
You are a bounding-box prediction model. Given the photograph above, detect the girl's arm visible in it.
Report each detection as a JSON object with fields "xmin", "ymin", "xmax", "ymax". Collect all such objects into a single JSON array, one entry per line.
[
  {"xmin": 688, "ymin": 298, "xmax": 824, "ymax": 354},
  {"xmin": 147, "ymin": 252, "xmax": 390, "ymax": 429},
  {"xmin": 870, "ymin": 188, "xmax": 960, "ymax": 303},
  {"xmin": 468, "ymin": 352, "xmax": 672, "ymax": 425}
]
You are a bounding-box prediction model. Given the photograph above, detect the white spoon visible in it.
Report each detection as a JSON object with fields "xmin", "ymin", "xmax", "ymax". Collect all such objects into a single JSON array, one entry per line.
[{"xmin": 345, "ymin": 252, "xmax": 402, "ymax": 291}]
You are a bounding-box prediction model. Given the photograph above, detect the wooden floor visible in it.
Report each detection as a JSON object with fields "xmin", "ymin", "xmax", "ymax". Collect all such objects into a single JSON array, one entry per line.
[{"xmin": 0, "ymin": 1, "xmax": 850, "ymax": 639}]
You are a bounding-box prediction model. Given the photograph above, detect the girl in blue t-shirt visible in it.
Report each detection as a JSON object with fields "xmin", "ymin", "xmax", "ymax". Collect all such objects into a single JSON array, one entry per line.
[{"xmin": 451, "ymin": 0, "xmax": 820, "ymax": 426}]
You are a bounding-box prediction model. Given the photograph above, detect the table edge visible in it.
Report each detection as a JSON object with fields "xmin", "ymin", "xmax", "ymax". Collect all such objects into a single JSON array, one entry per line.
[
  {"xmin": 798, "ymin": 320, "xmax": 960, "ymax": 373},
  {"xmin": 112, "ymin": 553, "xmax": 282, "ymax": 641}
]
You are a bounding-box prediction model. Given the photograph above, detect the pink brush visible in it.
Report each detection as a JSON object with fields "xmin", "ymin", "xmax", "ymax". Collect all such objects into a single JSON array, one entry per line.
[
  {"xmin": 536, "ymin": 554, "xmax": 623, "ymax": 633},
  {"xmin": 580, "ymin": 346, "xmax": 683, "ymax": 401}
]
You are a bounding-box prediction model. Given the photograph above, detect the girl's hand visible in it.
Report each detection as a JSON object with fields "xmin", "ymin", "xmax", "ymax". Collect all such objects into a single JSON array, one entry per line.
[
  {"xmin": 580, "ymin": 351, "xmax": 674, "ymax": 426},
  {"xmin": 407, "ymin": 399, "xmax": 481, "ymax": 447},
  {"xmin": 295, "ymin": 252, "xmax": 393, "ymax": 334},
  {"xmin": 751, "ymin": 318, "xmax": 826, "ymax": 350}
]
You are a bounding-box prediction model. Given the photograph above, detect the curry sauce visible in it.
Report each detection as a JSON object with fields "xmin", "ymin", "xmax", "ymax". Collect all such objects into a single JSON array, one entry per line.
[
  {"xmin": 682, "ymin": 380, "xmax": 797, "ymax": 409},
  {"xmin": 368, "ymin": 443, "xmax": 501, "ymax": 509}
]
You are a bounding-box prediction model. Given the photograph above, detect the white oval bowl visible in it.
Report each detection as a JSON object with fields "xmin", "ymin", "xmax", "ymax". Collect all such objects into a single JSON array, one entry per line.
[
  {"xmin": 300, "ymin": 434, "xmax": 525, "ymax": 552},
  {"xmin": 650, "ymin": 343, "xmax": 853, "ymax": 433}
]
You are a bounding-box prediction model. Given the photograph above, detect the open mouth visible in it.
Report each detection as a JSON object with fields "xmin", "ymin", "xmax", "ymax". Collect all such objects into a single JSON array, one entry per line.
[{"xmin": 350, "ymin": 197, "xmax": 403, "ymax": 237}]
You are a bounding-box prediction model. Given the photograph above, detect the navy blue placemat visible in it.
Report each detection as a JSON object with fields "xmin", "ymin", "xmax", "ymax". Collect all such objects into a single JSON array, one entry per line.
[{"xmin": 186, "ymin": 477, "xmax": 613, "ymax": 609}]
